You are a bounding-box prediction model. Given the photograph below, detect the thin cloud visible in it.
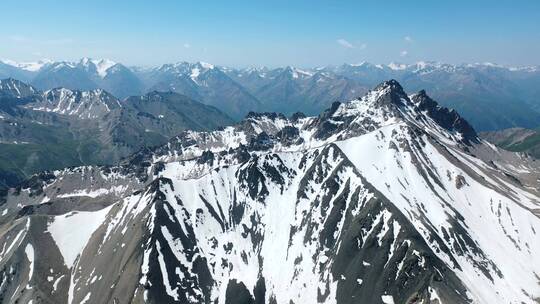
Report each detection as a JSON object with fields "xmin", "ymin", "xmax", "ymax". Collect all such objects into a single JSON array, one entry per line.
[
  {"xmin": 45, "ymin": 38, "xmax": 73, "ymax": 45},
  {"xmin": 183, "ymin": 43, "xmax": 191, "ymax": 48},
  {"xmin": 337, "ymin": 38, "xmax": 355, "ymax": 49},
  {"xmin": 404, "ymin": 36, "xmax": 413, "ymax": 42},
  {"xmin": 400, "ymin": 50, "xmax": 408, "ymax": 57},
  {"xmin": 358, "ymin": 43, "xmax": 367, "ymax": 50},
  {"xmin": 9, "ymin": 35, "xmax": 29, "ymax": 42}
]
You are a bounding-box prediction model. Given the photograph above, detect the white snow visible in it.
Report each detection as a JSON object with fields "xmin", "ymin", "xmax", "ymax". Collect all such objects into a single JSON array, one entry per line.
[
  {"xmin": 47, "ymin": 206, "xmax": 112, "ymax": 268},
  {"xmin": 190, "ymin": 68, "xmax": 200, "ymax": 81},
  {"xmin": 199, "ymin": 61, "xmax": 214, "ymax": 69},
  {"xmin": 381, "ymin": 295, "xmax": 395, "ymax": 304},
  {"xmin": 156, "ymin": 241, "xmax": 179, "ymax": 301},
  {"xmin": 25, "ymin": 243, "xmax": 35, "ymax": 281},
  {"xmin": 337, "ymin": 121, "xmax": 540, "ymax": 303},
  {"xmin": 57, "ymin": 186, "xmax": 127, "ymax": 198},
  {"xmin": 91, "ymin": 59, "xmax": 116, "ymax": 78},
  {"xmin": 387, "ymin": 62, "xmax": 407, "ymax": 70},
  {"xmin": 1, "ymin": 59, "xmax": 51, "ymax": 71},
  {"xmin": 0, "ymin": 219, "xmax": 29, "ymax": 260},
  {"xmin": 53, "ymin": 275, "xmax": 65, "ymax": 292},
  {"xmin": 80, "ymin": 292, "xmax": 91, "ymax": 304}
]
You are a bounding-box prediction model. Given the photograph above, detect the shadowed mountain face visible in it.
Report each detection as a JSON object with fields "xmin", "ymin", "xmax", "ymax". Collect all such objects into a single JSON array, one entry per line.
[
  {"xmin": 28, "ymin": 58, "xmax": 144, "ymax": 99},
  {"xmin": 2, "ymin": 59, "xmax": 540, "ymax": 130},
  {"xmin": 1, "ymin": 80, "xmax": 539, "ymax": 304},
  {"xmin": 0, "ymin": 78, "xmax": 233, "ymax": 189},
  {"xmin": 139, "ymin": 62, "xmax": 263, "ymax": 119}
]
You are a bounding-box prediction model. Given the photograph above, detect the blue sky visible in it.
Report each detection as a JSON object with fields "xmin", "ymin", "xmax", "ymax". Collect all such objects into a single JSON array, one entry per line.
[{"xmin": 1, "ymin": 0, "xmax": 539, "ymax": 67}]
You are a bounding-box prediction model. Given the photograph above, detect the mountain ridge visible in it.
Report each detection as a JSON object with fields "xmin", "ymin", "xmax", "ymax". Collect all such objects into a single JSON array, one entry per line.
[
  {"xmin": 0, "ymin": 80, "xmax": 233, "ymax": 189},
  {"xmin": 2, "ymin": 59, "xmax": 540, "ymax": 130},
  {"xmin": 1, "ymin": 80, "xmax": 537, "ymax": 303}
]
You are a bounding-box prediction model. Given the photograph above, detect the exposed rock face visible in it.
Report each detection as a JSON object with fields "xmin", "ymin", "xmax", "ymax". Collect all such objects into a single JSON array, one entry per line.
[
  {"xmin": 1, "ymin": 80, "xmax": 540, "ymax": 304},
  {"xmin": 412, "ymin": 89, "xmax": 478, "ymax": 144}
]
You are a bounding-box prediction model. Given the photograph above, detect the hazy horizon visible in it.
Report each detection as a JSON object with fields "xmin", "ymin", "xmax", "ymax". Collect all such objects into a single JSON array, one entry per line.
[
  {"xmin": 2, "ymin": 57, "xmax": 538, "ymax": 70},
  {"xmin": 2, "ymin": 0, "xmax": 539, "ymax": 67}
]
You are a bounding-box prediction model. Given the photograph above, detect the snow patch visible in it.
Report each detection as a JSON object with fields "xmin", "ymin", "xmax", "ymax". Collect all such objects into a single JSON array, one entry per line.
[
  {"xmin": 47, "ymin": 206, "xmax": 112, "ymax": 268},
  {"xmin": 25, "ymin": 243, "xmax": 35, "ymax": 281}
]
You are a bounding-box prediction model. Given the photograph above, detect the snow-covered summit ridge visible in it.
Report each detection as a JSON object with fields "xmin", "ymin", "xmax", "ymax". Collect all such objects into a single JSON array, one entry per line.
[
  {"xmin": 24, "ymin": 86, "xmax": 121, "ymax": 119},
  {"xmin": 0, "ymin": 59, "xmax": 53, "ymax": 72},
  {"xmin": 3, "ymin": 57, "xmax": 120, "ymax": 78},
  {"xmin": 133, "ymin": 79, "xmax": 478, "ymax": 169}
]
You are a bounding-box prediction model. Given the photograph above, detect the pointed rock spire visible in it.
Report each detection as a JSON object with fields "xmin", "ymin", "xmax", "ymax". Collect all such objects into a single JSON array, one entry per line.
[{"xmin": 411, "ymin": 89, "xmax": 478, "ymax": 144}]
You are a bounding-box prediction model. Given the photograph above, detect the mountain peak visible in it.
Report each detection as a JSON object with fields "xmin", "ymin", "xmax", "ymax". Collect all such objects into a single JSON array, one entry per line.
[
  {"xmin": 375, "ymin": 79, "xmax": 404, "ymax": 91},
  {"xmin": 197, "ymin": 61, "xmax": 215, "ymax": 69},
  {"xmin": 77, "ymin": 57, "xmax": 117, "ymax": 78},
  {"xmin": 0, "ymin": 77, "xmax": 38, "ymax": 98},
  {"xmin": 245, "ymin": 111, "xmax": 287, "ymax": 121},
  {"xmin": 0, "ymin": 59, "xmax": 52, "ymax": 72},
  {"xmin": 387, "ymin": 62, "xmax": 408, "ymax": 70},
  {"xmin": 33, "ymin": 86, "xmax": 121, "ymax": 119},
  {"xmin": 411, "ymin": 89, "xmax": 478, "ymax": 143},
  {"xmin": 371, "ymin": 79, "xmax": 411, "ymax": 108}
]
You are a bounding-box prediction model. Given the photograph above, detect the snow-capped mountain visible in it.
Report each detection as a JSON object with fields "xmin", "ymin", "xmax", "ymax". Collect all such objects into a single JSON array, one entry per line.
[
  {"xmin": 31, "ymin": 58, "xmax": 144, "ymax": 98},
  {"xmin": 138, "ymin": 61, "xmax": 262, "ymax": 119},
  {"xmin": 2, "ymin": 59, "xmax": 540, "ymax": 130},
  {"xmin": 0, "ymin": 80, "xmax": 233, "ymax": 189},
  {"xmin": 79, "ymin": 58, "xmax": 117, "ymax": 78},
  {"xmin": 0, "ymin": 59, "xmax": 52, "ymax": 72},
  {"xmin": 26, "ymin": 88, "xmax": 121, "ymax": 119},
  {"xmin": 322, "ymin": 62, "xmax": 540, "ymax": 131},
  {"xmin": 0, "ymin": 78, "xmax": 39, "ymax": 98},
  {"xmin": 0, "ymin": 58, "xmax": 143, "ymax": 99},
  {"xmin": 223, "ymin": 61, "xmax": 540, "ymax": 131},
  {"xmin": 224, "ymin": 65, "xmax": 367, "ymax": 116},
  {"xmin": 1, "ymin": 80, "xmax": 539, "ymax": 303}
]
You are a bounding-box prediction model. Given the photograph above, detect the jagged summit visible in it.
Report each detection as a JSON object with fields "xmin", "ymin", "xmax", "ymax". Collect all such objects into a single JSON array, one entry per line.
[
  {"xmin": 245, "ymin": 111, "xmax": 287, "ymax": 120},
  {"xmin": 411, "ymin": 88, "xmax": 478, "ymax": 143},
  {"xmin": 374, "ymin": 78, "xmax": 404, "ymax": 92},
  {"xmin": 123, "ymin": 80, "xmax": 481, "ymax": 169}
]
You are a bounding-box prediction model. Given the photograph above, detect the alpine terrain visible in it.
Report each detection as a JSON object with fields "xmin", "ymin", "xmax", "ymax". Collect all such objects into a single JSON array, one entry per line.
[
  {"xmin": 481, "ymin": 127, "xmax": 540, "ymax": 159},
  {"xmin": 0, "ymin": 78, "xmax": 233, "ymax": 189},
  {"xmin": 3, "ymin": 58, "xmax": 540, "ymax": 130},
  {"xmin": 0, "ymin": 80, "xmax": 539, "ymax": 304}
]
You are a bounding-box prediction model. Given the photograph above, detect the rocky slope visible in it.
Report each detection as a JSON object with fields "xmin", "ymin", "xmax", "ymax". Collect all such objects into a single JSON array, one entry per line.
[
  {"xmin": 0, "ymin": 80, "xmax": 539, "ymax": 303},
  {"xmin": 481, "ymin": 127, "xmax": 540, "ymax": 158},
  {"xmin": 0, "ymin": 78, "xmax": 233, "ymax": 189}
]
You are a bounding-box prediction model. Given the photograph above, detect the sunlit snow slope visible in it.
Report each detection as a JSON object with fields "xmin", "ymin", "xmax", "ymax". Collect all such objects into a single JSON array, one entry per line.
[{"xmin": 0, "ymin": 80, "xmax": 539, "ymax": 304}]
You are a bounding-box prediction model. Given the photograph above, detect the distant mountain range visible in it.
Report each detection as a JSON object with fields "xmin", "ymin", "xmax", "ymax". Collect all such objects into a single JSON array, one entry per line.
[
  {"xmin": 0, "ymin": 78, "xmax": 233, "ymax": 189},
  {"xmin": 2, "ymin": 58, "xmax": 540, "ymax": 130}
]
